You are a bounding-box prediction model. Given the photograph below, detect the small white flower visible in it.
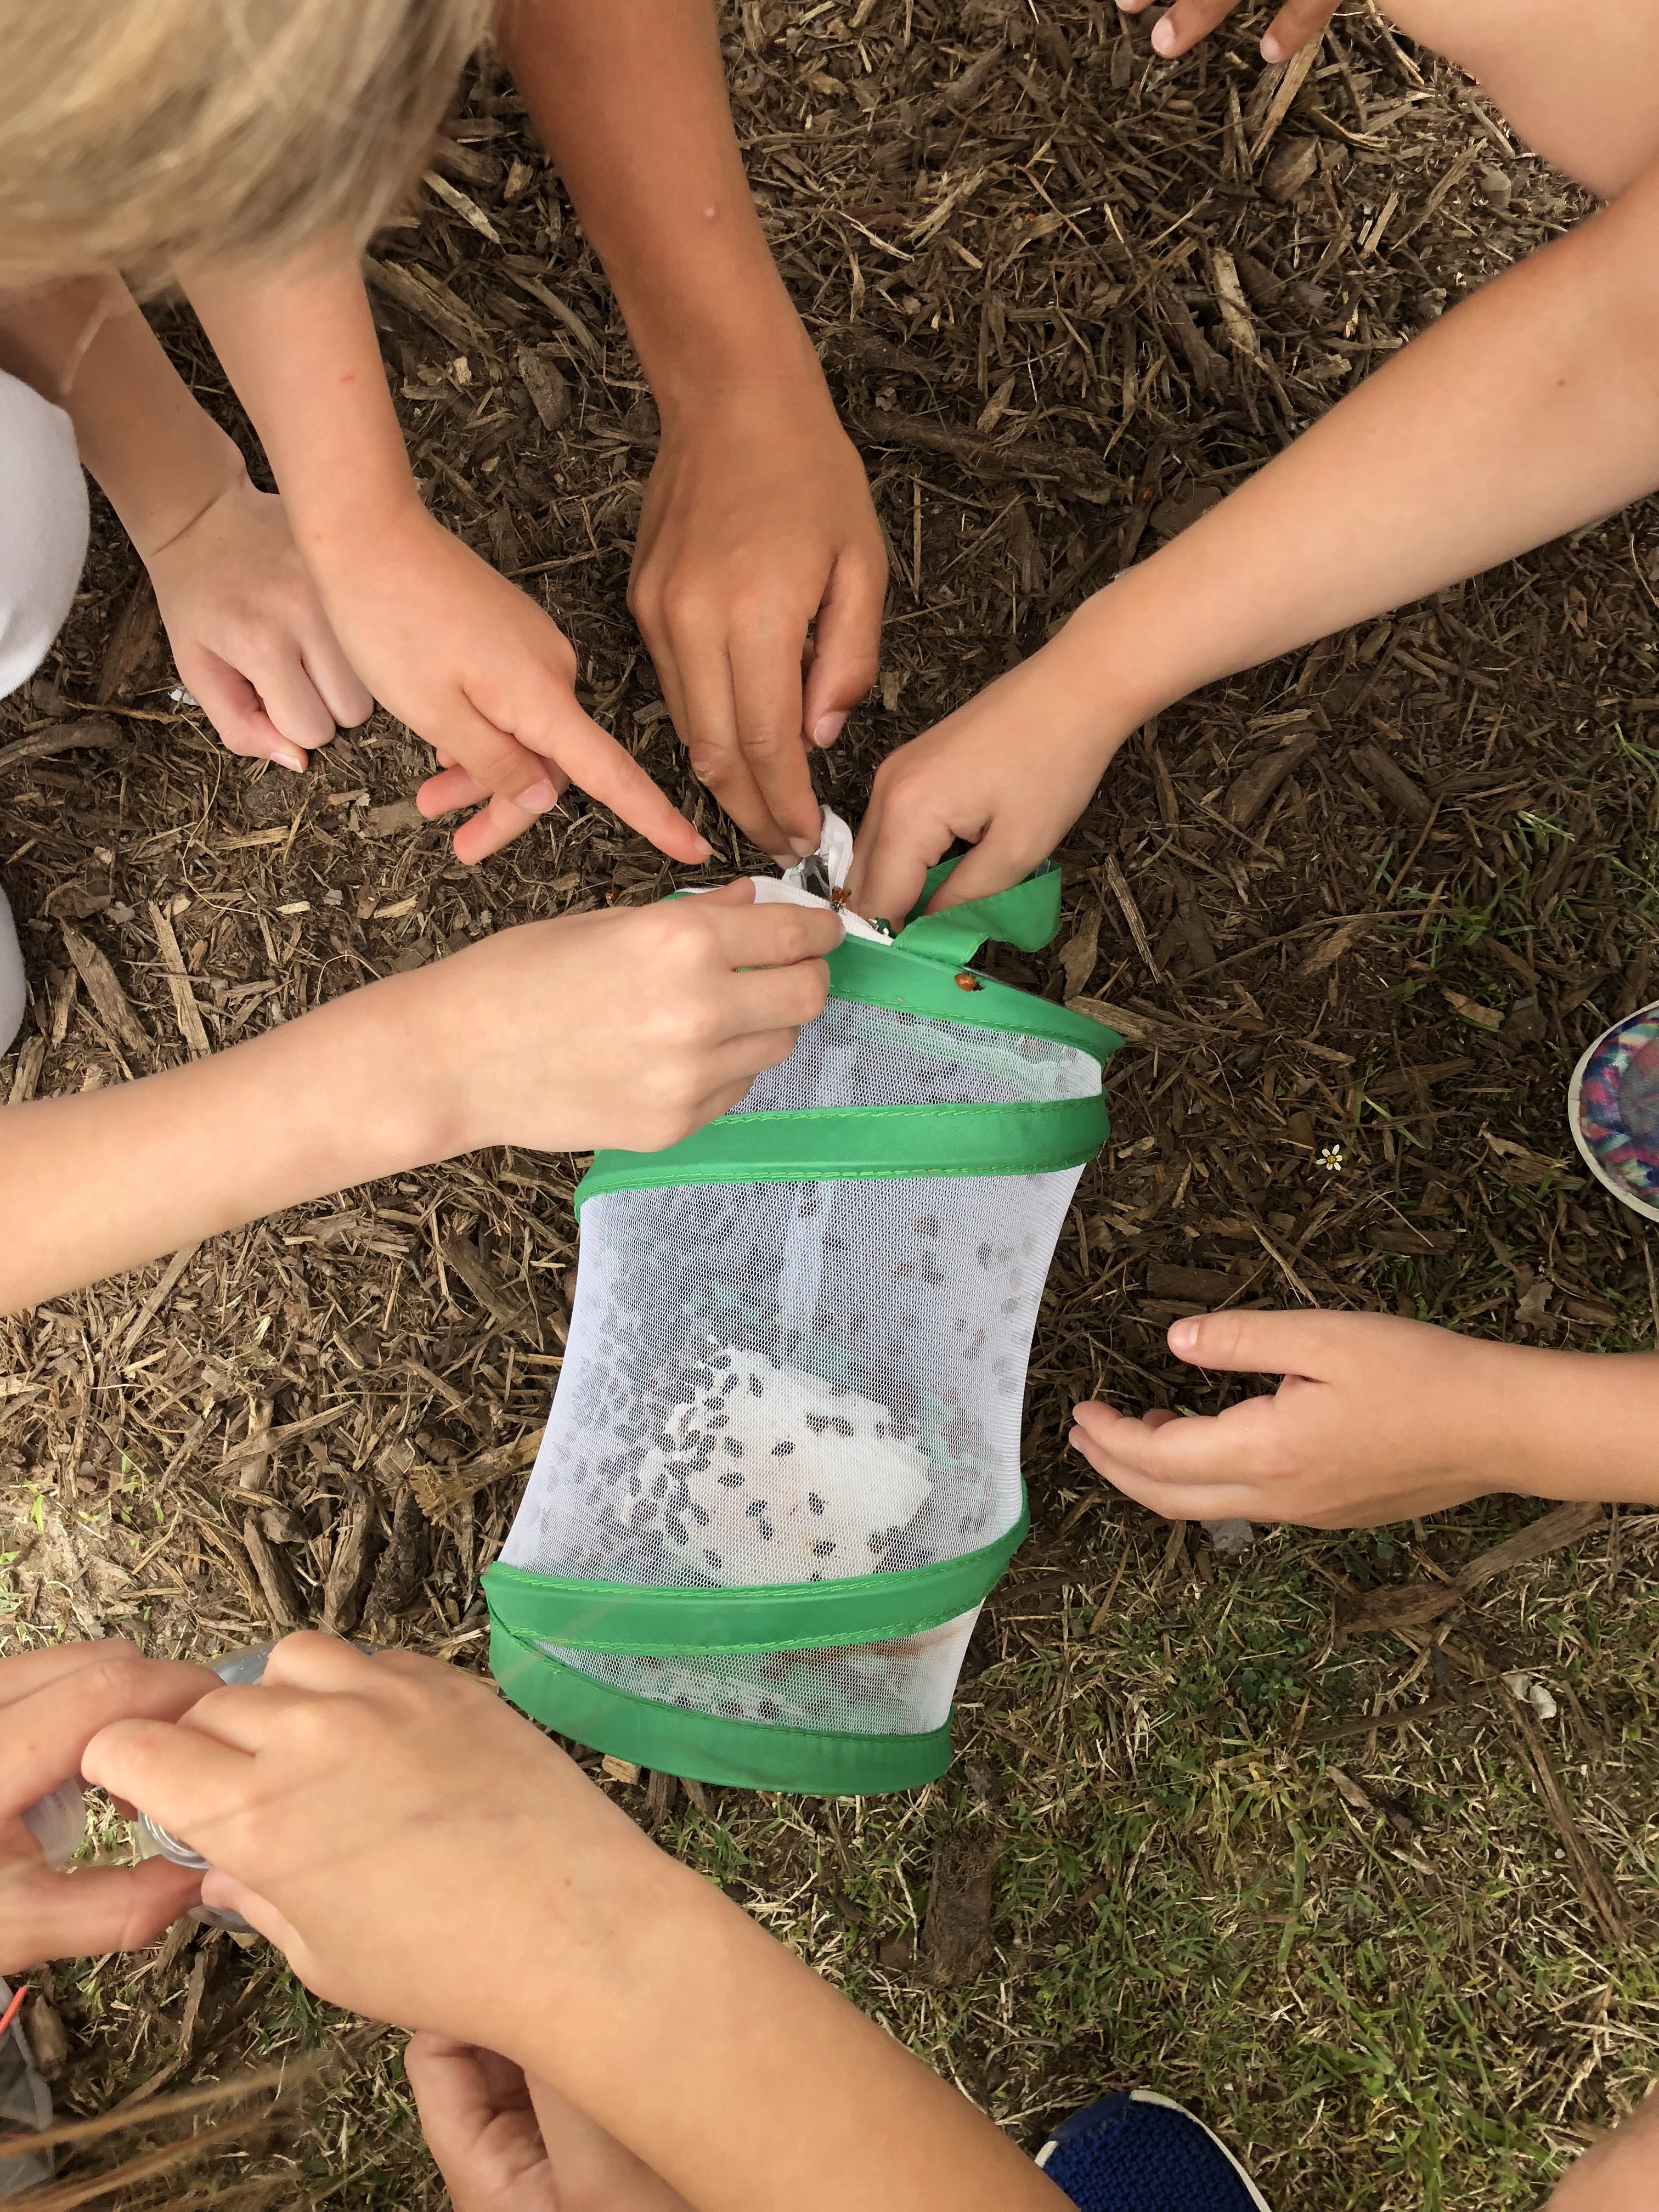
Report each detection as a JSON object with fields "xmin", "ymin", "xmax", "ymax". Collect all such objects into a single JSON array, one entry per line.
[{"xmin": 1317, "ymin": 1144, "xmax": 1346, "ymax": 1173}]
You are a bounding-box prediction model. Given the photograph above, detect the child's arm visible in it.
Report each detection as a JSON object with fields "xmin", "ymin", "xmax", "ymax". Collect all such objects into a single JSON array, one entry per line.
[
  {"xmin": 83, "ymin": 1637, "xmax": 1068, "ymax": 2212},
  {"xmin": 1, "ymin": 1641, "xmax": 216, "ymax": 1974},
  {"xmin": 850, "ymin": 150, "xmax": 1659, "ymax": 923},
  {"xmin": 1069, "ymin": 1310, "xmax": 1659, "ymax": 1528},
  {"xmin": 498, "ymin": 0, "xmax": 887, "ymax": 861},
  {"xmin": 183, "ymin": 246, "xmax": 709, "ymax": 870},
  {"xmin": 1, "ymin": 888, "xmax": 838, "ymax": 1313},
  {"xmin": 0, "ymin": 278, "xmax": 369, "ymax": 768},
  {"xmin": 1548, "ymin": 2090, "xmax": 1659, "ymax": 2212}
]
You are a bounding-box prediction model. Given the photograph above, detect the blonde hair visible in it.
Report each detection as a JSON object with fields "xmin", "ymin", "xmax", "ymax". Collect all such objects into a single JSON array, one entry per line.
[{"xmin": 0, "ymin": 0, "xmax": 491, "ymax": 287}]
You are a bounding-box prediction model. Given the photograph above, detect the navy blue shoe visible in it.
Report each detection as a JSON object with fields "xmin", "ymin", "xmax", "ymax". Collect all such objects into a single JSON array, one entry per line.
[{"xmin": 1036, "ymin": 2090, "xmax": 1269, "ymax": 2211}]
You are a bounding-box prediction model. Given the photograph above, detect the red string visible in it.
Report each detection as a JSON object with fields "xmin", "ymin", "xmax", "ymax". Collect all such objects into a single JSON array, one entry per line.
[{"xmin": 0, "ymin": 1985, "xmax": 27, "ymax": 2040}]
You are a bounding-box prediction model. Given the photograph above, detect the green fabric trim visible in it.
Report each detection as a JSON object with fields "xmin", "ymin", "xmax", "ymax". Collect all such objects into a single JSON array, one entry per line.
[
  {"xmin": 571, "ymin": 861, "xmax": 1122, "ymax": 1214},
  {"xmin": 825, "ymin": 933, "xmax": 1121, "ymax": 1064},
  {"xmin": 893, "ymin": 860, "xmax": 1063, "ymax": 967},
  {"xmin": 489, "ymin": 1622, "xmax": 955, "ymax": 1795},
  {"xmin": 575, "ymin": 1093, "xmax": 1107, "ymax": 1211},
  {"xmin": 481, "ymin": 1497, "xmax": 1028, "ymax": 1654}
]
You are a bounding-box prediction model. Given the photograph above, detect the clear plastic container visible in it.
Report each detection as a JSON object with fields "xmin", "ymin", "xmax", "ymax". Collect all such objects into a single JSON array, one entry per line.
[
  {"xmin": 131, "ymin": 1644, "xmax": 275, "ymax": 1886},
  {"xmin": 21, "ymin": 1777, "xmax": 88, "ymax": 1871},
  {"xmin": 131, "ymin": 1642, "xmax": 380, "ymax": 1932},
  {"xmin": 21, "ymin": 1641, "xmax": 343, "ymax": 1935}
]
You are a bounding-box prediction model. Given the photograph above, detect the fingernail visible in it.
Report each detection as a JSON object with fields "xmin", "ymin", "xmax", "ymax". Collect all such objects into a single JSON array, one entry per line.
[
  {"xmin": 788, "ymin": 837, "xmax": 816, "ymax": 857},
  {"xmin": 1151, "ymin": 16, "xmax": 1175, "ymax": 53},
  {"xmin": 689, "ymin": 836, "xmax": 713, "ymax": 860},
  {"xmin": 274, "ymin": 749, "xmax": 306, "ymax": 773},
  {"xmin": 811, "ymin": 712, "xmax": 847, "ymax": 749},
  {"xmin": 1169, "ymin": 1317, "xmax": 1199, "ymax": 1356},
  {"xmin": 1261, "ymin": 31, "xmax": 1284, "ymax": 59},
  {"xmin": 518, "ymin": 780, "xmax": 557, "ymax": 813}
]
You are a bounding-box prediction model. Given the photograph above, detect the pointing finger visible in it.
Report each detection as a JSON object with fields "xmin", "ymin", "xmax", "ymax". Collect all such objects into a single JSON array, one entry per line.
[
  {"xmin": 729, "ymin": 622, "xmax": 821, "ymax": 853},
  {"xmin": 1166, "ymin": 1308, "xmax": 1352, "ymax": 1380},
  {"xmin": 1149, "ymin": 0, "xmax": 1250, "ymax": 58},
  {"xmin": 671, "ymin": 637, "xmax": 794, "ymax": 860},
  {"xmin": 1261, "ymin": 0, "xmax": 1336, "ymax": 63},
  {"xmin": 502, "ymin": 681, "xmax": 710, "ymax": 868},
  {"xmin": 801, "ymin": 544, "xmax": 885, "ymax": 752}
]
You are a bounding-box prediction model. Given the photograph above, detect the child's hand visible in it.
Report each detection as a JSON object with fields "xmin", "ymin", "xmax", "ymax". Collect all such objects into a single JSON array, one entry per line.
[
  {"xmin": 1116, "ymin": 0, "xmax": 1336, "ymax": 64},
  {"xmin": 81, "ymin": 1635, "xmax": 678, "ymax": 2056},
  {"xmin": 405, "ymin": 2036, "xmax": 557, "ymax": 2212},
  {"xmin": 1069, "ymin": 1310, "xmax": 1602, "ymax": 1529},
  {"xmin": 1, "ymin": 1640, "xmax": 216, "ymax": 1974},
  {"xmin": 405, "ymin": 879, "xmax": 840, "ymax": 1160},
  {"xmin": 408, "ymin": 2035, "xmax": 695, "ymax": 2212},
  {"xmin": 847, "ymin": 644, "xmax": 1123, "ymax": 928},
  {"xmin": 145, "ymin": 469, "xmax": 373, "ymax": 773},
  {"xmin": 628, "ymin": 392, "xmax": 886, "ymax": 861},
  {"xmin": 312, "ymin": 507, "xmax": 709, "ymax": 871},
  {"xmin": 0, "ymin": 884, "xmax": 837, "ymax": 1314},
  {"xmin": 1547, "ymin": 2085, "xmax": 1659, "ymax": 2211},
  {"xmin": 86, "ymin": 1638, "xmax": 1069, "ymax": 2212}
]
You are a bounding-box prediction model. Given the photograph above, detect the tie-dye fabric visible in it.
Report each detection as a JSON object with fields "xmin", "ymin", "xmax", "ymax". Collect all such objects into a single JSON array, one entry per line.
[{"xmin": 1572, "ymin": 1006, "xmax": 1659, "ymax": 1216}]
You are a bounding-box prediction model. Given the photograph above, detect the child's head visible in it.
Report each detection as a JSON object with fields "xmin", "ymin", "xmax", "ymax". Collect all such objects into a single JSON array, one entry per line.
[{"xmin": 0, "ymin": 0, "xmax": 491, "ymax": 289}]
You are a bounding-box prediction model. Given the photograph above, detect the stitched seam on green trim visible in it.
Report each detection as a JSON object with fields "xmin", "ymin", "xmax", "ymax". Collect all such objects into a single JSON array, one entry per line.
[
  {"xmin": 824, "ymin": 940, "xmax": 1119, "ymax": 1064},
  {"xmin": 494, "ymin": 1621, "xmax": 962, "ymax": 1654},
  {"xmin": 575, "ymin": 1146, "xmax": 1105, "ymax": 1211},
  {"xmin": 576, "ymin": 1097, "xmax": 1108, "ymax": 1212},
  {"xmin": 721, "ymin": 1098, "xmax": 1087, "ymax": 1130},
  {"xmin": 585, "ymin": 1097, "xmax": 1103, "ymax": 1146},
  {"xmin": 482, "ymin": 1498, "xmax": 1029, "ymax": 1654},
  {"xmin": 483, "ymin": 1558, "xmax": 1016, "ymax": 1610},
  {"xmin": 484, "ymin": 1601, "xmax": 1000, "ymax": 1654},
  {"xmin": 483, "ymin": 1591, "xmax": 1005, "ymax": 1653}
]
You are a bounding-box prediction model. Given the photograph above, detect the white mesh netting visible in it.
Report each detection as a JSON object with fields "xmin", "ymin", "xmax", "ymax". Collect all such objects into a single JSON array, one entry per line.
[
  {"xmin": 545, "ymin": 1609, "xmax": 983, "ymax": 1738},
  {"xmin": 499, "ymin": 994, "xmax": 1098, "ymax": 1737}
]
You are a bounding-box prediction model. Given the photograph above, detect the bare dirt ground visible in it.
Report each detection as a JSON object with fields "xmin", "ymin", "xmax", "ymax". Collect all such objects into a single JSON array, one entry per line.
[{"xmin": 2, "ymin": 3, "xmax": 1656, "ymax": 2207}]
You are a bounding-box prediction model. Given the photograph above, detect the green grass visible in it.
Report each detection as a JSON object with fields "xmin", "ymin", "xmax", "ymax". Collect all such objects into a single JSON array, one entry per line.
[
  {"xmin": 654, "ymin": 1506, "xmax": 1659, "ymax": 2211},
  {"xmin": 19, "ymin": 1493, "xmax": 1649, "ymax": 2211}
]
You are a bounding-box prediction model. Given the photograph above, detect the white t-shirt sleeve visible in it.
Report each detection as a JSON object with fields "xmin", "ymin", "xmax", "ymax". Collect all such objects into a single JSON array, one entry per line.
[{"xmin": 0, "ymin": 368, "xmax": 89, "ymax": 701}]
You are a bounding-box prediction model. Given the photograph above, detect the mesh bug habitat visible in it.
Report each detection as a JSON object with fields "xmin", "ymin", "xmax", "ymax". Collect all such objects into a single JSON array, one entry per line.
[{"xmin": 486, "ymin": 836, "xmax": 1122, "ymax": 1793}]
